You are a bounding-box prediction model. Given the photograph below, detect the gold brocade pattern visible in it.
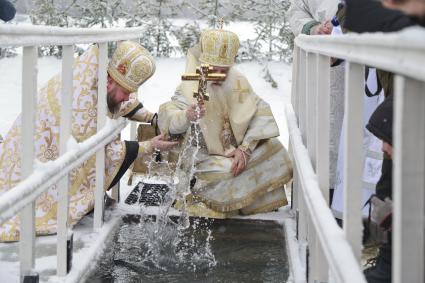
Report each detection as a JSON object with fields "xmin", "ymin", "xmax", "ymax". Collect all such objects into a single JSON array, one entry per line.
[
  {"xmin": 108, "ymin": 41, "xmax": 155, "ymax": 93},
  {"xmin": 0, "ymin": 45, "xmax": 140, "ymax": 242},
  {"xmin": 159, "ymin": 45, "xmax": 293, "ymax": 218},
  {"xmin": 199, "ymin": 29, "xmax": 240, "ymax": 67}
]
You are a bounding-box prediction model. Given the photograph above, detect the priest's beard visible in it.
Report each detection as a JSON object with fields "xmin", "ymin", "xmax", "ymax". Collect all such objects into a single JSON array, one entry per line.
[
  {"xmin": 107, "ymin": 90, "xmax": 121, "ymax": 114},
  {"xmin": 209, "ymin": 68, "xmax": 235, "ymax": 94}
]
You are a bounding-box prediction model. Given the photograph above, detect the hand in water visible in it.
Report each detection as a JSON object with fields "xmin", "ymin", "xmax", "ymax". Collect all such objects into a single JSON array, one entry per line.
[
  {"xmin": 186, "ymin": 103, "xmax": 206, "ymax": 121},
  {"xmin": 151, "ymin": 134, "xmax": 179, "ymax": 151},
  {"xmin": 226, "ymin": 148, "xmax": 249, "ymax": 177}
]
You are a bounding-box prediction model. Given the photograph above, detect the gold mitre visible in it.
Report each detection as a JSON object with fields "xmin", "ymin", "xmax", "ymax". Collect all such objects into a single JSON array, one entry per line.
[
  {"xmin": 199, "ymin": 28, "xmax": 240, "ymax": 67},
  {"xmin": 108, "ymin": 41, "xmax": 156, "ymax": 93}
]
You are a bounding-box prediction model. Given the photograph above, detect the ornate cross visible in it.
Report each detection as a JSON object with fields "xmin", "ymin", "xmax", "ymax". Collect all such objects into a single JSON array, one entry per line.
[
  {"xmin": 234, "ymin": 79, "xmax": 251, "ymax": 103},
  {"xmin": 217, "ymin": 18, "xmax": 225, "ymax": 29},
  {"xmin": 181, "ymin": 64, "xmax": 226, "ymax": 104}
]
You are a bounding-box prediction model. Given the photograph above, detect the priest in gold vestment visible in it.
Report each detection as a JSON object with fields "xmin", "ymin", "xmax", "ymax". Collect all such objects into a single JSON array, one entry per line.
[
  {"xmin": 0, "ymin": 41, "xmax": 177, "ymax": 242},
  {"xmin": 158, "ymin": 28, "xmax": 293, "ymax": 218}
]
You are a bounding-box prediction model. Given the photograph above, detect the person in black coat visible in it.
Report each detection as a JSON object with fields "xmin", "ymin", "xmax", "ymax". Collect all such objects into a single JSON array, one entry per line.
[
  {"xmin": 0, "ymin": 0, "xmax": 16, "ymax": 22},
  {"xmin": 364, "ymin": 95, "xmax": 394, "ymax": 283},
  {"xmin": 382, "ymin": 0, "xmax": 425, "ymax": 19},
  {"xmin": 344, "ymin": 0, "xmax": 424, "ymax": 32}
]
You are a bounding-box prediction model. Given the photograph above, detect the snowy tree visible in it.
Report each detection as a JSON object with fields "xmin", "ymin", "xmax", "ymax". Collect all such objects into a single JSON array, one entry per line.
[
  {"xmin": 121, "ymin": 0, "xmax": 149, "ymax": 28},
  {"xmin": 184, "ymin": 0, "xmax": 233, "ymax": 28},
  {"xmin": 74, "ymin": 0, "xmax": 122, "ymax": 28},
  {"xmin": 239, "ymin": 0, "xmax": 292, "ymax": 62},
  {"xmin": 29, "ymin": 0, "xmax": 76, "ymax": 57},
  {"xmin": 236, "ymin": 0, "xmax": 293, "ymax": 87},
  {"xmin": 30, "ymin": 0, "xmax": 73, "ymax": 27},
  {"xmin": 139, "ymin": 0, "xmax": 182, "ymax": 57},
  {"xmin": 173, "ymin": 21, "xmax": 201, "ymax": 55}
]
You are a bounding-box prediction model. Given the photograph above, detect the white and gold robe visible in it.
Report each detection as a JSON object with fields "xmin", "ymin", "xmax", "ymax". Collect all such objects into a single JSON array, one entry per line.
[
  {"xmin": 0, "ymin": 45, "xmax": 154, "ymax": 242},
  {"xmin": 158, "ymin": 46, "xmax": 293, "ymax": 217}
]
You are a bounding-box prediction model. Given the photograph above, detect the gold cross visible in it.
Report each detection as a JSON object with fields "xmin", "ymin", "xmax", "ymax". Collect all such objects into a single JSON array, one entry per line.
[
  {"xmin": 181, "ymin": 64, "xmax": 226, "ymax": 104},
  {"xmin": 217, "ymin": 18, "xmax": 225, "ymax": 29},
  {"xmin": 233, "ymin": 79, "xmax": 250, "ymax": 103}
]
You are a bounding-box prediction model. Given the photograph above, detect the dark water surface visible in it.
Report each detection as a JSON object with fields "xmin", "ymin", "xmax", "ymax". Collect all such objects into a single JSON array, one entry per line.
[{"xmin": 87, "ymin": 215, "xmax": 289, "ymax": 283}]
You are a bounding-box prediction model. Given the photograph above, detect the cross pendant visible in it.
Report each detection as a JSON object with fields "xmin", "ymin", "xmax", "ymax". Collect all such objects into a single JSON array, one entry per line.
[{"xmin": 181, "ymin": 64, "xmax": 226, "ymax": 104}]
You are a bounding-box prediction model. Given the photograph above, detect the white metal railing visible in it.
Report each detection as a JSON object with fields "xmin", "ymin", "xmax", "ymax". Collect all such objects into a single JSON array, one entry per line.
[
  {"xmin": 0, "ymin": 25, "xmax": 148, "ymax": 281},
  {"xmin": 288, "ymin": 27, "xmax": 425, "ymax": 283}
]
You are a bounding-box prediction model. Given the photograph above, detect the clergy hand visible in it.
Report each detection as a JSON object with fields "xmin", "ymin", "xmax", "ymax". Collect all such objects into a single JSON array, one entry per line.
[
  {"xmin": 186, "ymin": 103, "xmax": 206, "ymax": 122},
  {"xmin": 151, "ymin": 134, "xmax": 179, "ymax": 151},
  {"xmin": 226, "ymin": 148, "xmax": 249, "ymax": 177}
]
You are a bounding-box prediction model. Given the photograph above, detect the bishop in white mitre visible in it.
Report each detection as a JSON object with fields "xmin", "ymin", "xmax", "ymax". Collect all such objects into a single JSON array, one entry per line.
[
  {"xmin": 158, "ymin": 28, "xmax": 293, "ymax": 218},
  {"xmin": 0, "ymin": 41, "xmax": 176, "ymax": 242}
]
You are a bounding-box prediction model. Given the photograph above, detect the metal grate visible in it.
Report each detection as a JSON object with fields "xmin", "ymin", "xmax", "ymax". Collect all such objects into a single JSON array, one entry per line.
[{"xmin": 125, "ymin": 182, "xmax": 169, "ymax": 206}]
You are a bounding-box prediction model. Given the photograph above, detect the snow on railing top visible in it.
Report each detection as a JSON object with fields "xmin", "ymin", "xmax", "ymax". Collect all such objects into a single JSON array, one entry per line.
[
  {"xmin": 296, "ymin": 27, "xmax": 425, "ymax": 81},
  {"xmin": 0, "ymin": 24, "xmax": 147, "ymax": 47},
  {"xmin": 286, "ymin": 104, "xmax": 366, "ymax": 283},
  {"xmin": 0, "ymin": 118, "xmax": 127, "ymax": 225}
]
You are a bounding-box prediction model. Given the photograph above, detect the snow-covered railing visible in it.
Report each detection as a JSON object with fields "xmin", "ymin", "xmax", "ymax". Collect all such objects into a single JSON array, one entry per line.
[
  {"xmin": 288, "ymin": 27, "xmax": 425, "ymax": 283},
  {"xmin": 0, "ymin": 25, "xmax": 147, "ymax": 281}
]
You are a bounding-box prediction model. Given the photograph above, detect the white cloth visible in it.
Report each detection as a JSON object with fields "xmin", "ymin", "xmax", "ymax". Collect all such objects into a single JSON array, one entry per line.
[
  {"xmin": 288, "ymin": 0, "xmax": 339, "ymax": 35},
  {"xmin": 331, "ymin": 68, "xmax": 385, "ymax": 218}
]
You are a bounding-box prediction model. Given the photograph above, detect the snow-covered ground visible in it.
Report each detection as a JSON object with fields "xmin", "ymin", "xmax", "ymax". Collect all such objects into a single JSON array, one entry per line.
[{"xmin": 0, "ymin": 55, "xmax": 292, "ymax": 147}]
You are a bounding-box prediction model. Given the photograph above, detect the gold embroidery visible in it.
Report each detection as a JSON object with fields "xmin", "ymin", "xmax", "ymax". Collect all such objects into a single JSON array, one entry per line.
[{"xmin": 233, "ymin": 79, "xmax": 250, "ymax": 103}]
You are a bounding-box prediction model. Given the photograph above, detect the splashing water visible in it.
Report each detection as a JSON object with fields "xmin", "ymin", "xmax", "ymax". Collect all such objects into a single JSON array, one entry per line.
[{"xmin": 133, "ymin": 107, "xmax": 217, "ymax": 272}]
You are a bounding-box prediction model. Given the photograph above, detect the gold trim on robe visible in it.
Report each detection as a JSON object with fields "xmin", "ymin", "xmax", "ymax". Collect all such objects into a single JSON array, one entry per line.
[
  {"xmin": 0, "ymin": 45, "xmax": 143, "ymax": 242},
  {"xmin": 158, "ymin": 46, "xmax": 293, "ymax": 217}
]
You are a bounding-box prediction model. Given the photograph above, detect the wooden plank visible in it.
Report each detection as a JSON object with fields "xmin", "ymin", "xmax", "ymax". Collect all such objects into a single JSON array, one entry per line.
[
  {"xmin": 343, "ymin": 62, "xmax": 364, "ymax": 263},
  {"xmin": 57, "ymin": 45, "xmax": 74, "ymax": 276},
  {"xmin": 94, "ymin": 42, "xmax": 108, "ymax": 229},
  {"xmin": 19, "ymin": 46, "xmax": 38, "ymax": 278},
  {"xmin": 393, "ymin": 76, "xmax": 425, "ymax": 283}
]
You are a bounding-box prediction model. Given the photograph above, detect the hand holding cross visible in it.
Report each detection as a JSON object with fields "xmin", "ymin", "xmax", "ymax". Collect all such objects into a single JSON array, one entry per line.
[{"xmin": 181, "ymin": 64, "xmax": 226, "ymax": 105}]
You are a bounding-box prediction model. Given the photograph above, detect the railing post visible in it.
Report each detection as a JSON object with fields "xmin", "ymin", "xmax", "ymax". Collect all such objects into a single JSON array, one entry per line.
[
  {"xmin": 298, "ymin": 192, "xmax": 307, "ymax": 242},
  {"xmin": 343, "ymin": 62, "xmax": 364, "ymax": 263},
  {"xmin": 299, "ymin": 49, "xmax": 307, "ymax": 144},
  {"xmin": 291, "ymin": 46, "xmax": 300, "ymax": 120},
  {"xmin": 314, "ymin": 54, "xmax": 330, "ymax": 282},
  {"xmin": 19, "ymin": 46, "xmax": 38, "ymax": 280},
  {"xmin": 393, "ymin": 76, "xmax": 425, "ymax": 283},
  {"xmin": 94, "ymin": 42, "xmax": 108, "ymax": 229},
  {"xmin": 57, "ymin": 44, "xmax": 74, "ymax": 276},
  {"xmin": 306, "ymin": 52, "xmax": 317, "ymax": 167},
  {"xmin": 316, "ymin": 54, "xmax": 330, "ymax": 203}
]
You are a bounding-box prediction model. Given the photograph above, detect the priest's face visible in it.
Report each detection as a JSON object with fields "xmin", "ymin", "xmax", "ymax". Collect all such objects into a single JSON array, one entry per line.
[
  {"xmin": 107, "ymin": 76, "xmax": 131, "ymax": 113},
  {"xmin": 211, "ymin": 65, "xmax": 230, "ymax": 86}
]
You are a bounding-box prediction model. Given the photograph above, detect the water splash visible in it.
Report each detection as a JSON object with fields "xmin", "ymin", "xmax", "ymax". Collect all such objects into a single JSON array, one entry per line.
[{"xmin": 133, "ymin": 108, "xmax": 216, "ymax": 272}]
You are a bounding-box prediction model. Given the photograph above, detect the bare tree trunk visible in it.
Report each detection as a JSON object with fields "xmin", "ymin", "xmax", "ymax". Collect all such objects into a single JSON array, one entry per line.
[
  {"xmin": 268, "ymin": 0, "xmax": 273, "ymax": 61},
  {"xmin": 156, "ymin": 0, "xmax": 163, "ymax": 56},
  {"xmin": 213, "ymin": 0, "xmax": 218, "ymax": 27}
]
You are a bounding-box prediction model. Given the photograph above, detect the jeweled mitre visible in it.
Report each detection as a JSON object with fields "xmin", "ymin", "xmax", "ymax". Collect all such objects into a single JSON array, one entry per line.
[
  {"xmin": 199, "ymin": 29, "xmax": 240, "ymax": 67},
  {"xmin": 108, "ymin": 41, "xmax": 156, "ymax": 93}
]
